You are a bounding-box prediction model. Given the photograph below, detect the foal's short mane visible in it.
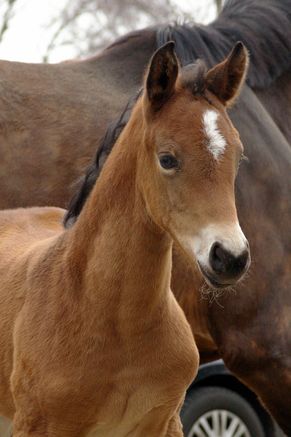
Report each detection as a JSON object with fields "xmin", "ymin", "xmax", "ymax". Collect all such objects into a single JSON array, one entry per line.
[{"xmin": 64, "ymin": 0, "xmax": 291, "ymax": 227}]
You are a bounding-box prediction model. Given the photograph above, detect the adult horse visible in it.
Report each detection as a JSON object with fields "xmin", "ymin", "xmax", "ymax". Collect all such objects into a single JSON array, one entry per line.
[{"xmin": 0, "ymin": 0, "xmax": 290, "ymax": 433}]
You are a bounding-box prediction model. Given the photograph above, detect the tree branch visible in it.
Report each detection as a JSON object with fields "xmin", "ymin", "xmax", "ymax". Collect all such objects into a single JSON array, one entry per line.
[{"xmin": 0, "ymin": 0, "xmax": 17, "ymax": 44}]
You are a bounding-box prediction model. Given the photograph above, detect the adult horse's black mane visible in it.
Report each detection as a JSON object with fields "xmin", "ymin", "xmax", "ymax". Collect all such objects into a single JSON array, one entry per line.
[
  {"xmin": 64, "ymin": 0, "xmax": 291, "ymax": 227},
  {"xmin": 110, "ymin": 0, "xmax": 291, "ymax": 89}
]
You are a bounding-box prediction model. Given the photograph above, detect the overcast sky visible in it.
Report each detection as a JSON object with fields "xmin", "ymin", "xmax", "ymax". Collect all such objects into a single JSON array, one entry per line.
[{"xmin": 0, "ymin": 0, "xmax": 216, "ymax": 63}]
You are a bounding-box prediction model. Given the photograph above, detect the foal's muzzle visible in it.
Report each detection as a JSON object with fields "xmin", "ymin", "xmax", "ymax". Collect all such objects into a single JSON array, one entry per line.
[{"xmin": 200, "ymin": 241, "xmax": 250, "ymax": 288}]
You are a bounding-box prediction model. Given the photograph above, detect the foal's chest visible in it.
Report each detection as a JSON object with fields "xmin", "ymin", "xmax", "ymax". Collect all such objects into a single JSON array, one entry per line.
[
  {"xmin": 86, "ymin": 358, "xmax": 191, "ymax": 436},
  {"xmin": 84, "ymin": 312, "xmax": 198, "ymax": 435}
]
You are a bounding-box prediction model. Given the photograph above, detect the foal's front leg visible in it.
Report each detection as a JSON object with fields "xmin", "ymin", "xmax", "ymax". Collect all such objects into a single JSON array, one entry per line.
[
  {"xmin": 12, "ymin": 411, "xmax": 88, "ymax": 437},
  {"xmin": 11, "ymin": 384, "xmax": 91, "ymax": 437},
  {"xmin": 165, "ymin": 413, "xmax": 184, "ymax": 436}
]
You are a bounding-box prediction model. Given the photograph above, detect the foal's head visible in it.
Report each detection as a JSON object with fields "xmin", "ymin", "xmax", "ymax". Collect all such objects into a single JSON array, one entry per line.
[{"xmin": 135, "ymin": 41, "xmax": 250, "ymax": 288}]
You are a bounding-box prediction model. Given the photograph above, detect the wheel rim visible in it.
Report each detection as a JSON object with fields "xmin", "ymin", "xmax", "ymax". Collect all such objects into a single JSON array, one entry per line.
[{"xmin": 188, "ymin": 409, "xmax": 251, "ymax": 437}]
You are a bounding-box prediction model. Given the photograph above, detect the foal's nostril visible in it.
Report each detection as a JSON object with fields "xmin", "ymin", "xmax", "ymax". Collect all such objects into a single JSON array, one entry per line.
[
  {"xmin": 236, "ymin": 250, "xmax": 249, "ymax": 272},
  {"xmin": 210, "ymin": 243, "xmax": 229, "ymax": 274},
  {"xmin": 209, "ymin": 242, "xmax": 249, "ymax": 278}
]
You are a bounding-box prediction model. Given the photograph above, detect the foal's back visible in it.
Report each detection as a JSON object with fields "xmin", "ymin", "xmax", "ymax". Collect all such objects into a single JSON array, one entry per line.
[{"xmin": 0, "ymin": 207, "xmax": 64, "ymax": 272}]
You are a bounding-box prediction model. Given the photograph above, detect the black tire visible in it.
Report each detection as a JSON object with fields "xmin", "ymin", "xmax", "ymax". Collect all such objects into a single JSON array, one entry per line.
[{"xmin": 181, "ymin": 386, "xmax": 265, "ymax": 437}]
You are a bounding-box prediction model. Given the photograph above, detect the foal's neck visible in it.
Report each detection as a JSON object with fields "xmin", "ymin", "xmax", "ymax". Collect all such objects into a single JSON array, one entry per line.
[{"xmin": 68, "ymin": 105, "xmax": 172, "ymax": 320}]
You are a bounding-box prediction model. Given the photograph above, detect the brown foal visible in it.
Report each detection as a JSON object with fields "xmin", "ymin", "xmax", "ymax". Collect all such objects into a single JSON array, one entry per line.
[{"xmin": 0, "ymin": 42, "xmax": 249, "ymax": 436}]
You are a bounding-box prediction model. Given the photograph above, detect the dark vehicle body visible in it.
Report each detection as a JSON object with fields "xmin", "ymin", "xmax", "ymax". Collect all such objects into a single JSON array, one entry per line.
[{"xmin": 181, "ymin": 360, "xmax": 285, "ymax": 437}]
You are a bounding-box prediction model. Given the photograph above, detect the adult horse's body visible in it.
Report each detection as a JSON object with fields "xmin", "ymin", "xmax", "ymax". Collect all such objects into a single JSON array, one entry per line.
[
  {"xmin": 0, "ymin": 0, "xmax": 290, "ymax": 433},
  {"xmin": 0, "ymin": 44, "xmax": 250, "ymax": 436}
]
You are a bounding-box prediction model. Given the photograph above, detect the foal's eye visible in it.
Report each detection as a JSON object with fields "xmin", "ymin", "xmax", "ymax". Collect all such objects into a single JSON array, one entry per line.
[{"xmin": 159, "ymin": 154, "xmax": 179, "ymax": 171}]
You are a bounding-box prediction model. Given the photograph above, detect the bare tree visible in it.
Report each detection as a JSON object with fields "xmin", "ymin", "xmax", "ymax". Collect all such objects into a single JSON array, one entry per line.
[
  {"xmin": 43, "ymin": 0, "xmax": 222, "ymax": 62},
  {"xmin": 215, "ymin": 0, "xmax": 223, "ymax": 14},
  {"xmin": 0, "ymin": 0, "xmax": 17, "ymax": 44},
  {"xmin": 43, "ymin": 0, "xmax": 180, "ymax": 62}
]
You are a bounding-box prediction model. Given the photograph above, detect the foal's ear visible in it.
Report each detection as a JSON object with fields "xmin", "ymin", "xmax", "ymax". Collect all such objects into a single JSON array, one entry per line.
[
  {"xmin": 205, "ymin": 42, "xmax": 249, "ymax": 107},
  {"xmin": 145, "ymin": 41, "xmax": 179, "ymax": 112}
]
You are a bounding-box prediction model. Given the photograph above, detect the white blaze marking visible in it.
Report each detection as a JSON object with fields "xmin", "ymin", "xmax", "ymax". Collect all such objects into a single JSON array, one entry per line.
[{"xmin": 203, "ymin": 109, "xmax": 227, "ymax": 160}]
